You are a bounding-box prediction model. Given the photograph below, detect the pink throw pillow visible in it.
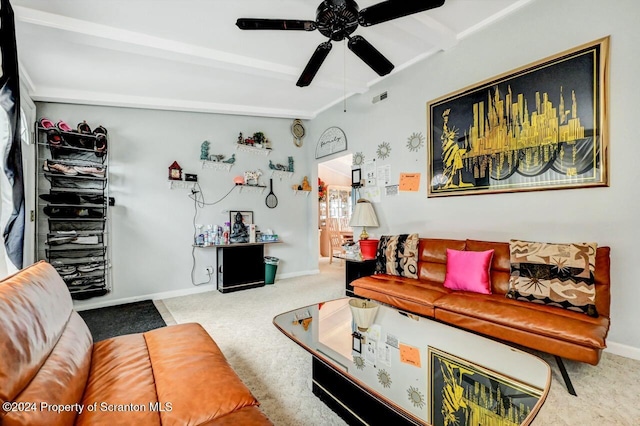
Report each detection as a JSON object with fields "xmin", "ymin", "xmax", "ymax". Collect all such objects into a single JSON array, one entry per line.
[{"xmin": 443, "ymin": 249, "xmax": 494, "ymax": 294}]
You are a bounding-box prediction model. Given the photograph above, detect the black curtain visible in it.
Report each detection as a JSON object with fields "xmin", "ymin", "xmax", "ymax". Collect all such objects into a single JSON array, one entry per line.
[{"xmin": 1, "ymin": 0, "xmax": 25, "ymax": 269}]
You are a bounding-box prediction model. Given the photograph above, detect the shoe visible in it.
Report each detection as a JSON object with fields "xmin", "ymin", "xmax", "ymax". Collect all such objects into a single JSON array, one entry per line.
[
  {"xmin": 39, "ymin": 118, "xmax": 55, "ymax": 129},
  {"xmin": 46, "ymin": 128, "xmax": 64, "ymax": 148},
  {"xmin": 77, "ymin": 263, "xmax": 105, "ymax": 273},
  {"xmin": 56, "ymin": 120, "xmax": 73, "ymax": 133},
  {"xmin": 77, "ymin": 121, "xmax": 92, "ymax": 134},
  {"xmin": 47, "ymin": 235, "xmax": 77, "ymax": 245},
  {"xmin": 43, "ymin": 160, "xmax": 78, "ymax": 176},
  {"xmin": 43, "ymin": 206, "xmax": 77, "ymax": 218},
  {"xmin": 73, "ymin": 165, "xmax": 105, "ymax": 177},
  {"xmin": 93, "ymin": 126, "xmax": 108, "ymax": 157},
  {"xmin": 80, "ymin": 195, "xmax": 105, "ymax": 204},
  {"xmin": 75, "ymin": 208, "xmax": 103, "ymax": 218},
  {"xmin": 39, "ymin": 192, "xmax": 81, "ymax": 204},
  {"xmin": 55, "ymin": 265, "xmax": 76, "ymax": 275},
  {"xmin": 60, "ymin": 272, "xmax": 80, "ymax": 279},
  {"xmin": 70, "ymin": 235, "xmax": 99, "ymax": 245}
]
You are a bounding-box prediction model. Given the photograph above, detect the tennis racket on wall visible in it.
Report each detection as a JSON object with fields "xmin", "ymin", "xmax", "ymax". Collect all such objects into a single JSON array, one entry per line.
[{"xmin": 266, "ymin": 178, "xmax": 278, "ymax": 208}]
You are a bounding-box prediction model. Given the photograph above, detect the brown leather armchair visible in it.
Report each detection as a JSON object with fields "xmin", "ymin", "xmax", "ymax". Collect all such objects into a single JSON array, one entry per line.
[{"xmin": 0, "ymin": 261, "xmax": 272, "ymax": 425}]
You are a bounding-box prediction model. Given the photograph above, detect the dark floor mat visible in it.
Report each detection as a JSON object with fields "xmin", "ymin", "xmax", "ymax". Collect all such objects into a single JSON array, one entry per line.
[{"xmin": 79, "ymin": 300, "xmax": 166, "ymax": 342}]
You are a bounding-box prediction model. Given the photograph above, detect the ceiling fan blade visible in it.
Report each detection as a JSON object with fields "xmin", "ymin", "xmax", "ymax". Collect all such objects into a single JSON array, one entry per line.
[
  {"xmin": 236, "ymin": 18, "xmax": 317, "ymax": 31},
  {"xmin": 358, "ymin": 0, "xmax": 446, "ymax": 27},
  {"xmin": 296, "ymin": 42, "xmax": 333, "ymax": 87},
  {"xmin": 347, "ymin": 35, "xmax": 394, "ymax": 76}
]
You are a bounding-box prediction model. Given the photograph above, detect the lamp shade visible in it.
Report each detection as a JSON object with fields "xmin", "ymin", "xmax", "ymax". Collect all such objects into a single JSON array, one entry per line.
[{"xmin": 349, "ymin": 199, "xmax": 379, "ymax": 228}]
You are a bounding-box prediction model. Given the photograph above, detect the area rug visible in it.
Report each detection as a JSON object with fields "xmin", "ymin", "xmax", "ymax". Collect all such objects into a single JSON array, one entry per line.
[
  {"xmin": 159, "ymin": 259, "xmax": 640, "ymax": 425},
  {"xmin": 79, "ymin": 300, "xmax": 166, "ymax": 342}
]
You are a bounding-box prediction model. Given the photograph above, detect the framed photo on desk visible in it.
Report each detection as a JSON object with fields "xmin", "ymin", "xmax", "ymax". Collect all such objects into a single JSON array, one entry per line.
[{"xmin": 230, "ymin": 210, "xmax": 253, "ymax": 226}]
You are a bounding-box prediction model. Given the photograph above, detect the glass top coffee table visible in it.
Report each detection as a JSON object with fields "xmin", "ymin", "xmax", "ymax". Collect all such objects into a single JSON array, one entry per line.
[{"xmin": 273, "ymin": 298, "xmax": 550, "ymax": 426}]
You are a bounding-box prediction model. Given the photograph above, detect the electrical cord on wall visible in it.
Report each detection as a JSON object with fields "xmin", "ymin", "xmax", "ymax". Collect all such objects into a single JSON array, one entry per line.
[{"xmin": 189, "ymin": 182, "xmax": 238, "ymax": 286}]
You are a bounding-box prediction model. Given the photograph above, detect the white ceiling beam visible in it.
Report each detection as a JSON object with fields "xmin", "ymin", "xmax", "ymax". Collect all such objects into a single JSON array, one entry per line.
[
  {"xmin": 13, "ymin": 6, "xmax": 369, "ymax": 94},
  {"xmin": 31, "ymin": 86, "xmax": 317, "ymax": 120},
  {"xmin": 405, "ymin": 15, "xmax": 458, "ymax": 51},
  {"xmin": 458, "ymin": 0, "xmax": 535, "ymax": 40}
]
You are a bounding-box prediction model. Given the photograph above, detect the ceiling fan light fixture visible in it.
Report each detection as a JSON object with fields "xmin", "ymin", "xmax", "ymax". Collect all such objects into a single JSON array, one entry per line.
[{"xmin": 236, "ymin": 0, "xmax": 446, "ymax": 86}]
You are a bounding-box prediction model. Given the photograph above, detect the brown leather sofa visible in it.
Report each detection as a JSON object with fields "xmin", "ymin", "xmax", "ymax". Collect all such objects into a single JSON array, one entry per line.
[
  {"xmin": 352, "ymin": 239, "xmax": 611, "ymax": 369},
  {"xmin": 0, "ymin": 261, "xmax": 272, "ymax": 426}
]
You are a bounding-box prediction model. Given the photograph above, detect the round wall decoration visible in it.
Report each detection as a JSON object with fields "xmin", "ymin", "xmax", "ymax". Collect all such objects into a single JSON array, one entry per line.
[
  {"xmin": 315, "ymin": 126, "xmax": 347, "ymax": 159},
  {"xmin": 353, "ymin": 151, "xmax": 365, "ymax": 166},
  {"xmin": 406, "ymin": 132, "xmax": 425, "ymax": 152},
  {"xmin": 377, "ymin": 141, "xmax": 391, "ymax": 160},
  {"xmin": 291, "ymin": 119, "xmax": 305, "ymax": 147}
]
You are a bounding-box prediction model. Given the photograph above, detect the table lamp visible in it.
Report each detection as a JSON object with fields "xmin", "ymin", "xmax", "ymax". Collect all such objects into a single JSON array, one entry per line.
[{"xmin": 349, "ymin": 199, "xmax": 379, "ymax": 240}]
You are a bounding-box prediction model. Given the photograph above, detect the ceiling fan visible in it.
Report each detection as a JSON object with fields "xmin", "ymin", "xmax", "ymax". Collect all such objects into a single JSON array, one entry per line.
[{"xmin": 236, "ymin": 0, "xmax": 446, "ymax": 87}]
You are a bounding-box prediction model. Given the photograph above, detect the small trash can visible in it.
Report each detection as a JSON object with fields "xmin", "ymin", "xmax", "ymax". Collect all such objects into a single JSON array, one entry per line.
[{"xmin": 264, "ymin": 256, "xmax": 279, "ymax": 285}]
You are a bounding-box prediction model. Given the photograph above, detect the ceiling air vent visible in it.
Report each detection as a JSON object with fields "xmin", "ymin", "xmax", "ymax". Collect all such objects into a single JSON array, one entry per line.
[{"xmin": 372, "ymin": 91, "xmax": 388, "ymax": 104}]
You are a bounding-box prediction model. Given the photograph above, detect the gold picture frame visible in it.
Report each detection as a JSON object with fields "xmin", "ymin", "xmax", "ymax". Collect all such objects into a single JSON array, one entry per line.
[
  {"xmin": 427, "ymin": 37, "xmax": 609, "ymax": 197},
  {"xmin": 428, "ymin": 347, "xmax": 544, "ymax": 426}
]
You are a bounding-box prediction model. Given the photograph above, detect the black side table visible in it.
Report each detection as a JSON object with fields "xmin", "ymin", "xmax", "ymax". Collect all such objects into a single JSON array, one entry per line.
[{"xmin": 345, "ymin": 258, "xmax": 377, "ymax": 297}]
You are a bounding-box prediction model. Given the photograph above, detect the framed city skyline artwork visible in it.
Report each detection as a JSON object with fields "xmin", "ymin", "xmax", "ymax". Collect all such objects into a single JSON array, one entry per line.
[
  {"xmin": 427, "ymin": 37, "xmax": 609, "ymax": 197},
  {"xmin": 428, "ymin": 347, "xmax": 544, "ymax": 425}
]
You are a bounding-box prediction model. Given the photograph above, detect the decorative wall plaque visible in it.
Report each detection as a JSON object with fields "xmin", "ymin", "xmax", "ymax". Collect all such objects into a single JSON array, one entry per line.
[{"xmin": 315, "ymin": 126, "xmax": 347, "ymax": 159}]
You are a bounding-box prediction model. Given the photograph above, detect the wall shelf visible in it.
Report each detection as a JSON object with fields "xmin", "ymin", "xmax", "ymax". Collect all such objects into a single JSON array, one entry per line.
[
  {"xmin": 237, "ymin": 184, "xmax": 266, "ymax": 194},
  {"xmin": 236, "ymin": 143, "xmax": 271, "ymax": 156},
  {"xmin": 168, "ymin": 180, "xmax": 196, "ymax": 190},
  {"xmin": 270, "ymin": 170, "xmax": 294, "ymax": 180},
  {"xmin": 201, "ymin": 160, "xmax": 233, "ymax": 171},
  {"xmin": 293, "ymin": 189, "xmax": 312, "ymax": 196}
]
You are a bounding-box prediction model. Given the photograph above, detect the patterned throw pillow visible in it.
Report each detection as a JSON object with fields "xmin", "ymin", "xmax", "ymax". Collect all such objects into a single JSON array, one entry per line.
[
  {"xmin": 507, "ymin": 239, "xmax": 598, "ymax": 317},
  {"xmin": 375, "ymin": 234, "xmax": 419, "ymax": 279}
]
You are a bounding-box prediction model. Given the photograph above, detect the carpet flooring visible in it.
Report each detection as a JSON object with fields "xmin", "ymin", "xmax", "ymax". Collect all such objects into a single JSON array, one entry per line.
[
  {"xmin": 79, "ymin": 300, "xmax": 166, "ymax": 342},
  {"xmin": 159, "ymin": 258, "xmax": 640, "ymax": 425}
]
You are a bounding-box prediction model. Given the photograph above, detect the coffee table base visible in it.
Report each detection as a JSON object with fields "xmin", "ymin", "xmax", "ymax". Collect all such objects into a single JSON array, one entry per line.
[{"xmin": 312, "ymin": 357, "xmax": 420, "ymax": 426}]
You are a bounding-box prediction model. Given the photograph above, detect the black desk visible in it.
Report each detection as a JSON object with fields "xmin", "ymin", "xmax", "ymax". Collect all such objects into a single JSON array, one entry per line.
[{"xmin": 198, "ymin": 241, "xmax": 281, "ymax": 293}]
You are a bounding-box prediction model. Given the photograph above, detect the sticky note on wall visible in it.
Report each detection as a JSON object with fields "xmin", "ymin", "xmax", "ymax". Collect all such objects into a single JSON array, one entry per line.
[{"xmin": 399, "ymin": 173, "xmax": 420, "ymax": 192}]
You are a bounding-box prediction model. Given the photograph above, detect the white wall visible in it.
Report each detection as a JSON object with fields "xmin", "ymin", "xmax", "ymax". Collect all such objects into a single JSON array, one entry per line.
[
  {"xmin": 311, "ymin": 0, "xmax": 640, "ymax": 354},
  {"xmin": 35, "ymin": 103, "xmax": 316, "ymax": 309}
]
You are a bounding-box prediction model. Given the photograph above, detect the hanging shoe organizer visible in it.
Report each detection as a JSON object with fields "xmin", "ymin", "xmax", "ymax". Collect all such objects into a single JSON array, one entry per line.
[{"xmin": 35, "ymin": 120, "xmax": 111, "ymax": 300}]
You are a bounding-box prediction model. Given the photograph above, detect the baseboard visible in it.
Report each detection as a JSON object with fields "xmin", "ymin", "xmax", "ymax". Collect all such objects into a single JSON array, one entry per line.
[
  {"xmin": 73, "ymin": 269, "xmax": 320, "ymax": 311},
  {"xmin": 73, "ymin": 283, "xmax": 216, "ymax": 311},
  {"xmin": 605, "ymin": 341, "xmax": 640, "ymax": 361}
]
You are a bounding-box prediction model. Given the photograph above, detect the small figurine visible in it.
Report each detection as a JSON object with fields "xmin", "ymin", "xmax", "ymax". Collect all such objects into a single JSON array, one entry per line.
[
  {"xmin": 293, "ymin": 176, "xmax": 312, "ymax": 191},
  {"xmin": 237, "ymin": 132, "xmax": 243, "ymax": 144},
  {"xmin": 288, "ymin": 156, "xmax": 294, "ymax": 172},
  {"xmin": 244, "ymin": 169, "xmax": 263, "ymax": 186},
  {"xmin": 269, "ymin": 159, "xmax": 289, "ymax": 171},
  {"xmin": 301, "ymin": 176, "xmax": 311, "ymax": 191},
  {"xmin": 229, "ymin": 211, "xmax": 249, "ymax": 244},
  {"xmin": 209, "ymin": 154, "xmax": 225, "ymax": 162},
  {"xmin": 263, "ymin": 138, "xmax": 272, "ymax": 149},
  {"xmin": 200, "ymin": 141, "xmax": 210, "ymax": 160},
  {"xmin": 168, "ymin": 161, "xmax": 183, "ymax": 180},
  {"xmin": 222, "ymin": 153, "xmax": 236, "ymax": 164}
]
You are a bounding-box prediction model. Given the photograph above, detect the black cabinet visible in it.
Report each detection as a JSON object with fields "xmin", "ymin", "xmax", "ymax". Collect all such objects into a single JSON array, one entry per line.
[
  {"xmin": 214, "ymin": 241, "xmax": 280, "ymax": 293},
  {"xmin": 345, "ymin": 258, "xmax": 376, "ymax": 297}
]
